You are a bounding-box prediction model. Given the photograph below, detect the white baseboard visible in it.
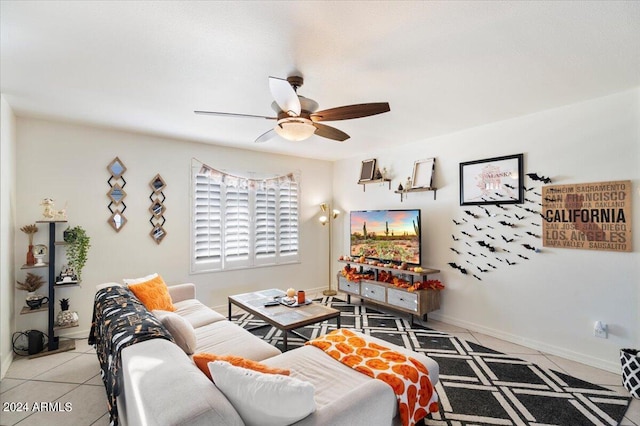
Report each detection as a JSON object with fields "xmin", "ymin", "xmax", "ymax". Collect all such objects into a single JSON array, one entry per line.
[{"xmin": 429, "ymin": 312, "xmax": 621, "ymax": 374}]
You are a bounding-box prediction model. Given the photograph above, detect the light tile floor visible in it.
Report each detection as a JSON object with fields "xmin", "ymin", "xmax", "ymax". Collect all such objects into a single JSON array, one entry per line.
[{"xmin": 1, "ymin": 296, "xmax": 638, "ymax": 426}]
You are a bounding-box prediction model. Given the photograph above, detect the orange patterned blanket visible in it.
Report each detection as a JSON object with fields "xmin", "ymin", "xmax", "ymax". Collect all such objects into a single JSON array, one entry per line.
[{"xmin": 306, "ymin": 329, "xmax": 438, "ymax": 426}]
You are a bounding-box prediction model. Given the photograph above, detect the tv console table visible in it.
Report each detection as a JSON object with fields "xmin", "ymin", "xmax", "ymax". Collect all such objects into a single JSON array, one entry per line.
[{"xmin": 336, "ymin": 260, "xmax": 441, "ymax": 323}]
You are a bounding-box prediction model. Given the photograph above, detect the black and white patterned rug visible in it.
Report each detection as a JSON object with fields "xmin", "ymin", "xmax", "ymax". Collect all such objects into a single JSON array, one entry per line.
[{"xmin": 232, "ymin": 297, "xmax": 631, "ymax": 426}]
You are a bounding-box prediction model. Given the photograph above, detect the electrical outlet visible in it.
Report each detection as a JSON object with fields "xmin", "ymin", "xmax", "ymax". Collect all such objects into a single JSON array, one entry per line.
[{"xmin": 594, "ymin": 321, "xmax": 608, "ymax": 339}]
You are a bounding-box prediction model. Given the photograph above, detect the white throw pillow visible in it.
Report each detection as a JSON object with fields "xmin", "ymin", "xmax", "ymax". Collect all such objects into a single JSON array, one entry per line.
[
  {"xmin": 152, "ymin": 310, "xmax": 197, "ymax": 354},
  {"xmin": 208, "ymin": 361, "xmax": 316, "ymax": 426},
  {"xmin": 123, "ymin": 273, "xmax": 158, "ymax": 286}
]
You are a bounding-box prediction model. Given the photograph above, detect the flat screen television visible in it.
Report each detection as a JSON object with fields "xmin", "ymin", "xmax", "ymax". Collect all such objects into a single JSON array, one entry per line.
[{"xmin": 350, "ymin": 209, "xmax": 421, "ymax": 265}]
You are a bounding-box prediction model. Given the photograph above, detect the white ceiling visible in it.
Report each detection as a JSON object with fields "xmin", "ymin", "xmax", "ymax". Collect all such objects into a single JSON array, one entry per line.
[{"xmin": 2, "ymin": 1, "xmax": 639, "ymax": 161}]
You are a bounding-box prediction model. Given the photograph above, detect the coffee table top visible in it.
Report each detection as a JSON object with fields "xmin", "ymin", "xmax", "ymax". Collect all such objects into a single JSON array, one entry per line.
[{"xmin": 229, "ymin": 289, "xmax": 339, "ymax": 330}]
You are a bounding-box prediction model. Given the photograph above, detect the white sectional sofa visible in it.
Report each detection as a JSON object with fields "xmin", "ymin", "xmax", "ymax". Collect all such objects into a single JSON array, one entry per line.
[{"xmin": 95, "ymin": 283, "xmax": 439, "ymax": 426}]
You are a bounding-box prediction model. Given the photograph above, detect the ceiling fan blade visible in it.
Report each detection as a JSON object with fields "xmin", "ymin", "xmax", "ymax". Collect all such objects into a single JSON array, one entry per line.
[
  {"xmin": 313, "ymin": 123, "xmax": 350, "ymax": 142},
  {"xmin": 311, "ymin": 102, "xmax": 390, "ymax": 122},
  {"xmin": 194, "ymin": 111, "xmax": 276, "ymax": 120},
  {"xmin": 254, "ymin": 128, "xmax": 278, "ymax": 144},
  {"xmin": 269, "ymin": 77, "xmax": 301, "ymax": 116}
]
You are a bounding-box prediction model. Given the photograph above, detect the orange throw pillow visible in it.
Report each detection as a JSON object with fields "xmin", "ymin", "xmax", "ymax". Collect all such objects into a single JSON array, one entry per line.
[
  {"xmin": 193, "ymin": 353, "xmax": 290, "ymax": 381},
  {"xmin": 128, "ymin": 274, "xmax": 176, "ymax": 312}
]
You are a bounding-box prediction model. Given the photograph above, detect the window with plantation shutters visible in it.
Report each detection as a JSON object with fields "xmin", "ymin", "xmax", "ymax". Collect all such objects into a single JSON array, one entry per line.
[{"xmin": 191, "ymin": 160, "xmax": 300, "ymax": 273}]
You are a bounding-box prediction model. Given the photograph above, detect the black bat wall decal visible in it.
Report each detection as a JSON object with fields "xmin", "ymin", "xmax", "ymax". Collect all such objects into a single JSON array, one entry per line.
[
  {"xmin": 477, "ymin": 241, "xmax": 496, "ymax": 252},
  {"xmin": 524, "ymin": 207, "xmax": 539, "ymax": 214},
  {"xmin": 473, "ymin": 274, "xmax": 482, "ymax": 281},
  {"xmin": 526, "ymin": 173, "xmax": 552, "ymax": 184},
  {"xmin": 453, "ymin": 219, "xmax": 463, "ymax": 225},
  {"xmin": 523, "ymin": 186, "xmax": 534, "ymax": 192},
  {"xmin": 517, "ymin": 254, "xmax": 529, "ymax": 260},
  {"xmin": 499, "ymin": 221, "xmax": 514, "ymax": 227},
  {"xmin": 501, "ymin": 235, "xmax": 514, "ymax": 243},
  {"xmin": 464, "ymin": 210, "xmax": 478, "ymax": 218},
  {"xmin": 448, "ymin": 262, "xmax": 468, "ymax": 274},
  {"xmin": 479, "ymin": 253, "xmax": 487, "ymax": 258},
  {"xmin": 487, "ymin": 225, "xmax": 495, "ymax": 229},
  {"xmin": 525, "ymin": 232, "xmax": 540, "ymax": 238},
  {"xmin": 474, "ymin": 224, "xmax": 483, "ymax": 231},
  {"xmin": 522, "ymin": 244, "xmax": 537, "ymax": 251},
  {"xmin": 450, "ymin": 247, "xmax": 462, "ymax": 255},
  {"xmin": 504, "ymin": 184, "xmax": 516, "ymax": 190},
  {"xmin": 506, "ymin": 259, "xmax": 517, "ymax": 265},
  {"xmin": 533, "ymin": 192, "xmax": 541, "ymax": 196},
  {"xmin": 461, "ymin": 231, "xmax": 472, "ymax": 237},
  {"xmin": 544, "ymin": 196, "xmax": 561, "ymax": 203},
  {"xmin": 515, "ymin": 214, "xmax": 525, "ymax": 220},
  {"xmin": 487, "ymin": 263, "xmax": 497, "ymax": 269},
  {"xmin": 481, "ymin": 207, "xmax": 491, "ymax": 217},
  {"xmin": 485, "ymin": 234, "xmax": 495, "ymax": 240},
  {"xmin": 452, "ymin": 234, "xmax": 459, "ymax": 241},
  {"xmin": 465, "ymin": 242, "xmax": 472, "ymax": 247},
  {"xmin": 531, "ymin": 222, "xmax": 540, "ymax": 227},
  {"xmin": 467, "ymin": 252, "xmax": 477, "ymax": 257},
  {"xmin": 495, "ymin": 204, "xmax": 507, "ymax": 210},
  {"xmin": 477, "ymin": 266, "xmax": 488, "ymax": 273}
]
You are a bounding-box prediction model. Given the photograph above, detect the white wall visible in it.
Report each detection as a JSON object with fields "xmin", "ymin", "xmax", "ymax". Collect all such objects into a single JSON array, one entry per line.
[
  {"xmin": 1, "ymin": 95, "xmax": 17, "ymax": 378},
  {"xmin": 14, "ymin": 118, "xmax": 333, "ymax": 338},
  {"xmin": 333, "ymin": 88, "xmax": 640, "ymax": 372}
]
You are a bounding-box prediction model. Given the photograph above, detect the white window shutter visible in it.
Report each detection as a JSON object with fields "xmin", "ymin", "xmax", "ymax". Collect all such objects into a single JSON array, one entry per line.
[
  {"xmin": 255, "ymin": 186, "xmax": 277, "ymax": 264},
  {"xmin": 192, "ymin": 174, "xmax": 222, "ymax": 270},
  {"xmin": 224, "ymin": 185, "xmax": 251, "ymax": 266},
  {"xmin": 278, "ymin": 180, "xmax": 299, "ymax": 259}
]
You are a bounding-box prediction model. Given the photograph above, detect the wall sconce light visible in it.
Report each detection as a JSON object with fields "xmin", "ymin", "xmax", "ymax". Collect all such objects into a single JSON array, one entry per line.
[{"xmin": 319, "ymin": 202, "xmax": 340, "ymax": 296}]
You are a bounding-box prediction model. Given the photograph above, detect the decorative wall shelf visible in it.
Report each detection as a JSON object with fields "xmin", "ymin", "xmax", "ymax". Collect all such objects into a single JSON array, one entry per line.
[
  {"xmin": 20, "ymin": 304, "xmax": 49, "ymax": 315},
  {"xmin": 394, "ymin": 187, "xmax": 438, "ymax": 202},
  {"xmin": 357, "ymin": 178, "xmax": 391, "ymax": 192},
  {"xmin": 21, "ymin": 263, "xmax": 49, "ymax": 270}
]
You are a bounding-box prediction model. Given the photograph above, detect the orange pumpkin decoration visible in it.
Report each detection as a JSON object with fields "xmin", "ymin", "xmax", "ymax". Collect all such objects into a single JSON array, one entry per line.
[
  {"xmin": 342, "ymin": 354, "xmax": 364, "ymax": 368},
  {"xmin": 368, "ymin": 342, "xmax": 390, "ymax": 351},
  {"xmin": 366, "ymin": 358, "xmax": 390, "ymax": 370},
  {"xmin": 326, "ymin": 334, "xmax": 346, "ymax": 342},
  {"xmin": 414, "ymin": 407, "xmax": 428, "ymax": 422},
  {"xmin": 355, "ymin": 365, "xmax": 375, "ymax": 378},
  {"xmin": 418, "ymin": 376, "xmax": 433, "ymax": 406},
  {"xmin": 377, "ymin": 372, "xmax": 405, "ymax": 394},
  {"xmin": 356, "ymin": 347, "xmax": 380, "ymax": 358},
  {"xmin": 392, "ymin": 364, "xmax": 419, "ymax": 383},
  {"xmin": 310, "ymin": 341, "xmax": 331, "ymax": 351},
  {"xmin": 328, "ymin": 349, "xmax": 342, "ymax": 360},
  {"xmin": 381, "ymin": 351, "xmax": 407, "ymax": 363},
  {"xmin": 409, "ymin": 357, "xmax": 429, "ymax": 374},
  {"xmin": 336, "ymin": 342, "xmax": 354, "ymax": 354},
  {"xmin": 347, "ymin": 336, "xmax": 366, "ymax": 347},
  {"xmin": 407, "ymin": 384, "xmax": 417, "ymax": 413}
]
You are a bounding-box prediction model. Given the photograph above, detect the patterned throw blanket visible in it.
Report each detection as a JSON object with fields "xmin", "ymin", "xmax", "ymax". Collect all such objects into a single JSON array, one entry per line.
[
  {"xmin": 307, "ymin": 329, "xmax": 438, "ymax": 426},
  {"xmin": 88, "ymin": 285, "xmax": 174, "ymax": 426}
]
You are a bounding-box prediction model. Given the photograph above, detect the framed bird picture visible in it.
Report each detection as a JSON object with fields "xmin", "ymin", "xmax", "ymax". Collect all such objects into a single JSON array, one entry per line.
[{"xmin": 460, "ymin": 154, "xmax": 524, "ymax": 206}]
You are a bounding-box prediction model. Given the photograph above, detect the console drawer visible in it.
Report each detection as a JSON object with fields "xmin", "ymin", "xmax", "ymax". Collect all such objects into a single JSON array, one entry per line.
[
  {"xmin": 362, "ymin": 282, "xmax": 385, "ymax": 302},
  {"xmin": 387, "ymin": 288, "xmax": 418, "ymax": 312},
  {"xmin": 338, "ymin": 276, "xmax": 360, "ymax": 295}
]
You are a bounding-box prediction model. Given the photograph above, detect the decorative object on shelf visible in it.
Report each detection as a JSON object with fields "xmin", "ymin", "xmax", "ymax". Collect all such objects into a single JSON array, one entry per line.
[
  {"xmin": 286, "ymin": 287, "xmax": 296, "ymax": 298},
  {"xmin": 20, "ymin": 224, "xmax": 38, "ymax": 265},
  {"xmin": 63, "ymin": 225, "xmax": 91, "ymax": 280},
  {"xmin": 107, "ymin": 157, "xmax": 128, "ymax": 232},
  {"xmin": 32, "ymin": 244, "xmax": 47, "ymax": 266},
  {"xmin": 56, "ymin": 264, "xmax": 79, "ymax": 285},
  {"xmin": 397, "ymin": 183, "xmax": 404, "ymax": 191},
  {"xmin": 56, "ymin": 298, "xmax": 79, "ymax": 327},
  {"xmin": 17, "ymin": 272, "xmax": 47, "ymax": 309},
  {"xmin": 149, "ymin": 174, "xmax": 167, "ymax": 244},
  {"xmin": 359, "ymin": 158, "xmax": 376, "ymax": 182},
  {"xmin": 40, "ymin": 198, "xmax": 67, "ymax": 221},
  {"xmin": 460, "ymin": 153, "xmax": 524, "ymax": 206},
  {"xmin": 319, "ymin": 202, "xmax": 341, "ymax": 296},
  {"xmin": 411, "ymin": 158, "xmax": 435, "ymax": 189}
]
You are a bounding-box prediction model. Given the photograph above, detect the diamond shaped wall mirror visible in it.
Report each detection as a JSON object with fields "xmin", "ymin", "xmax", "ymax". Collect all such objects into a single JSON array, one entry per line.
[
  {"xmin": 108, "ymin": 211, "xmax": 127, "ymax": 232},
  {"xmin": 107, "ymin": 157, "xmax": 127, "ymax": 179},
  {"xmin": 107, "ymin": 184, "xmax": 127, "ymax": 205}
]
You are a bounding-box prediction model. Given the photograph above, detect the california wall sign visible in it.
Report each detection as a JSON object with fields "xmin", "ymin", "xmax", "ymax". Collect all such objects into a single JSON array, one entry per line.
[{"xmin": 542, "ymin": 180, "xmax": 631, "ymax": 252}]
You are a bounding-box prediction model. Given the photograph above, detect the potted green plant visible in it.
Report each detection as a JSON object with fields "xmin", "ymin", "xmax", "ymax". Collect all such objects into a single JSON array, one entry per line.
[{"xmin": 63, "ymin": 226, "xmax": 91, "ymax": 280}]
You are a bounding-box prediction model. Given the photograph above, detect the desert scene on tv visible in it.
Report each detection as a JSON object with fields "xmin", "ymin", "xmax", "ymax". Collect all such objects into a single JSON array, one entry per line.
[{"xmin": 350, "ymin": 210, "xmax": 421, "ymax": 264}]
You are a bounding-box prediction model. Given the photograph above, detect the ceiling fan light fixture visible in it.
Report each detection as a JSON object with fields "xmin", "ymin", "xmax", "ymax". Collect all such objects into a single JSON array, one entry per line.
[{"xmin": 275, "ymin": 117, "xmax": 316, "ymax": 141}]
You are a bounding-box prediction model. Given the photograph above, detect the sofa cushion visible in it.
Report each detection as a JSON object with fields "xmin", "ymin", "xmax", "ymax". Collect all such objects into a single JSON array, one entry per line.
[
  {"xmin": 123, "ymin": 272, "xmax": 158, "ymax": 286},
  {"xmin": 193, "ymin": 353, "xmax": 290, "ymax": 381},
  {"xmin": 173, "ymin": 299, "xmax": 226, "ymax": 328},
  {"xmin": 195, "ymin": 320, "xmax": 282, "ymax": 361},
  {"xmin": 154, "ymin": 310, "xmax": 197, "ymax": 354},
  {"xmin": 209, "ymin": 360, "xmax": 316, "ymax": 426},
  {"xmin": 128, "ymin": 274, "xmax": 176, "ymax": 312}
]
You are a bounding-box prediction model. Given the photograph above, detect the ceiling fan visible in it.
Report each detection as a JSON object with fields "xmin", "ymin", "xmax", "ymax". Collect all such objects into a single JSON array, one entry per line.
[{"xmin": 195, "ymin": 76, "xmax": 390, "ymax": 143}]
